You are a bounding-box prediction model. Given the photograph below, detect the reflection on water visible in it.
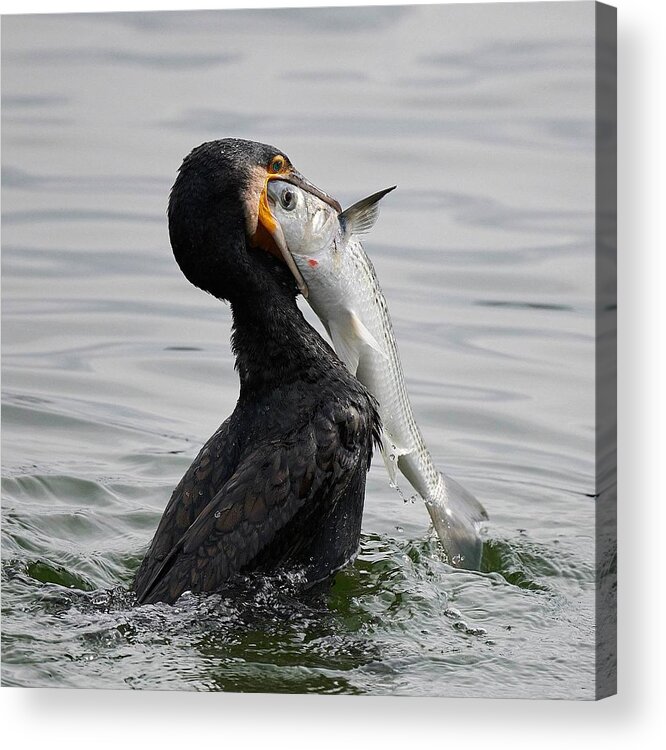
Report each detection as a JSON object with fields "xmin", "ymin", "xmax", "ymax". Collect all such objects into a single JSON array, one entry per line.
[{"xmin": 2, "ymin": 4, "xmax": 597, "ymax": 697}]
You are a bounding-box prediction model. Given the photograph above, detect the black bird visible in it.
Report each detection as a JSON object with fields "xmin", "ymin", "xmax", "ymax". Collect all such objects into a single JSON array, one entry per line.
[{"xmin": 133, "ymin": 139, "xmax": 380, "ymax": 605}]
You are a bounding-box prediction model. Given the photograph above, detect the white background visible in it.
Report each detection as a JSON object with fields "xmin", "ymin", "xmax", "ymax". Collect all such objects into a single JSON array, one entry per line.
[{"xmin": 0, "ymin": 0, "xmax": 663, "ymax": 747}]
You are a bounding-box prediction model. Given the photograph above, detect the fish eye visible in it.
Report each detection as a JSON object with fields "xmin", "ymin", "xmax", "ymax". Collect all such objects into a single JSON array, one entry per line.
[
  {"xmin": 270, "ymin": 156, "xmax": 285, "ymax": 173},
  {"xmin": 280, "ymin": 188, "xmax": 296, "ymax": 211}
]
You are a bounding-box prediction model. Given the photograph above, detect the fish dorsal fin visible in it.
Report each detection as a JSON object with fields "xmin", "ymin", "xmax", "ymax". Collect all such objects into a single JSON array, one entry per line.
[{"xmin": 340, "ymin": 186, "xmax": 397, "ymax": 238}]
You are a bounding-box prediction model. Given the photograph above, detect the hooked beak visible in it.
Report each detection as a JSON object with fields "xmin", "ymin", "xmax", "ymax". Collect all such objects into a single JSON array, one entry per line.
[
  {"xmin": 254, "ymin": 167, "xmax": 341, "ymax": 299},
  {"xmin": 282, "ymin": 169, "xmax": 342, "ymax": 213}
]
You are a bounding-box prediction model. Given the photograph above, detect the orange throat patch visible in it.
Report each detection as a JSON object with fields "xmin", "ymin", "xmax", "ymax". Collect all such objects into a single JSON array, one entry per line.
[{"xmin": 251, "ymin": 179, "xmax": 282, "ymax": 259}]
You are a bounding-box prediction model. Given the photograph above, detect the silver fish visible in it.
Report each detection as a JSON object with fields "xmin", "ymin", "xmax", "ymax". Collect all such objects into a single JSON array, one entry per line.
[{"xmin": 267, "ymin": 180, "xmax": 488, "ymax": 569}]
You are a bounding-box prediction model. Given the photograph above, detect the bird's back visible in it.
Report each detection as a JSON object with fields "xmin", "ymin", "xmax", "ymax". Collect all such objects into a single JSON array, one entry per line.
[{"xmin": 133, "ymin": 371, "xmax": 378, "ymax": 605}]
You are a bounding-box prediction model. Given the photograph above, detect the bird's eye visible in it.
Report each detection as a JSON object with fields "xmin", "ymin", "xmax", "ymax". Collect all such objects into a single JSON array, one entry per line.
[
  {"xmin": 280, "ymin": 188, "xmax": 296, "ymax": 211},
  {"xmin": 270, "ymin": 156, "xmax": 285, "ymax": 173}
]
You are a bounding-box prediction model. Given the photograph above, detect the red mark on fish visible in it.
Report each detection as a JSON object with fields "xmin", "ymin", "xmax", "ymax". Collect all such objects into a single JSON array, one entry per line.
[{"xmin": 307, "ymin": 258, "xmax": 318, "ymax": 268}]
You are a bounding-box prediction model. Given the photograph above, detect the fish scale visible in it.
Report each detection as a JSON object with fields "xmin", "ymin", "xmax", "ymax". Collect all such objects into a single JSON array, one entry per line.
[
  {"xmin": 267, "ymin": 180, "xmax": 488, "ymax": 569},
  {"xmin": 346, "ymin": 237, "xmax": 442, "ymax": 498}
]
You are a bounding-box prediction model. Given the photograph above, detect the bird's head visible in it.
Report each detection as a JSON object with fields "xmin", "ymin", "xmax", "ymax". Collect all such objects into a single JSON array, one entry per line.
[{"xmin": 168, "ymin": 138, "xmax": 340, "ymax": 301}]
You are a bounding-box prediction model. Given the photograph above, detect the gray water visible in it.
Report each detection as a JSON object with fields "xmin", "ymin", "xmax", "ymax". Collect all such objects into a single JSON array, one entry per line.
[{"xmin": 2, "ymin": 3, "xmax": 599, "ymax": 698}]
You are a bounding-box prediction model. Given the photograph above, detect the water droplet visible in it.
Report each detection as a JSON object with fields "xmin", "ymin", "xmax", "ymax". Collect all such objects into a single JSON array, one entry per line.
[
  {"xmin": 388, "ymin": 480, "xmax": 407, "ymax": 502},
  {"xmin": 214, "ymin": 510, "xmax": 221, "ymax": 518},
  {"xmin": 467, "ymin": 626, "xmax": 488, "ymax": 637}
]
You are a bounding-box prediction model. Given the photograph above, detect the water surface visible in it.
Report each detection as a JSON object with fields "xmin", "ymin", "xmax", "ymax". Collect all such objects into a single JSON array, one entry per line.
[{"xmin": 2, "ymin": 3, "xmax": 598, "ymax": 698}]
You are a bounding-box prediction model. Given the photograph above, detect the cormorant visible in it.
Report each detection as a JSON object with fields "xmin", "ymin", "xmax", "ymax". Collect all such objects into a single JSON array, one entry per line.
[{"xmin": 133, "ymin": 139, "xmax": 380, "ymax": 605}]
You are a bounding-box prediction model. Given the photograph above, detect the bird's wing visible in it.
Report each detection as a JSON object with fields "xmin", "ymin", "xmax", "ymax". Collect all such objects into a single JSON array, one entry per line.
[
  {"xmin": 132, "ymin": 417, "xmax": 239, "ymax": 596},
  {"xmin": 134, "ymin": 403, "xmax": 369, "ymax": 605}
]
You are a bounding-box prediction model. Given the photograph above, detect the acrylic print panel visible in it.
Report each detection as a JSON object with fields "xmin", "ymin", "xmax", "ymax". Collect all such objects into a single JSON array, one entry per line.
[{"xmin": 1, "ymin": 2, "xmax": 616, "ymax": 698}]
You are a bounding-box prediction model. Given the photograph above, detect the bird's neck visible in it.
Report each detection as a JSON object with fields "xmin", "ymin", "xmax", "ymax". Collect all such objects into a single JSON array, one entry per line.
[{"xmin": 230, "ymin": 289, "xmax": 330, "ymax": 392}]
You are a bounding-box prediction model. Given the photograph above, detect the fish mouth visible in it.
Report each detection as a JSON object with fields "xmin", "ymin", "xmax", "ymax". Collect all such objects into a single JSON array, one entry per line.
[{"xmin": 256, "ymin": 170, "xmax": 340, "ymax": 299}]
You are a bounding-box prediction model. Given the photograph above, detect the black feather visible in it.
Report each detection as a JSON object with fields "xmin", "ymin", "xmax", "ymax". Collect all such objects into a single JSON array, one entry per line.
[{"xmin": 133, "ymin": 140, "xmax": 379, "ymax": 605}]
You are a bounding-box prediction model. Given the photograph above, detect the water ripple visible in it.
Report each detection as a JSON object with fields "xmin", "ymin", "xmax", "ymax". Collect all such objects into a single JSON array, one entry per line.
[{"xmin": 7, "ymin": 48, "xmax": 239, "ymax": 69}]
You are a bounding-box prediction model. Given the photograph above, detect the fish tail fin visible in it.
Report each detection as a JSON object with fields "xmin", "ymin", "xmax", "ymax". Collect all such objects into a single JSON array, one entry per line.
[{"xmin": 428, "ymin": 473, "xmax": 488, "ymax": 571}]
